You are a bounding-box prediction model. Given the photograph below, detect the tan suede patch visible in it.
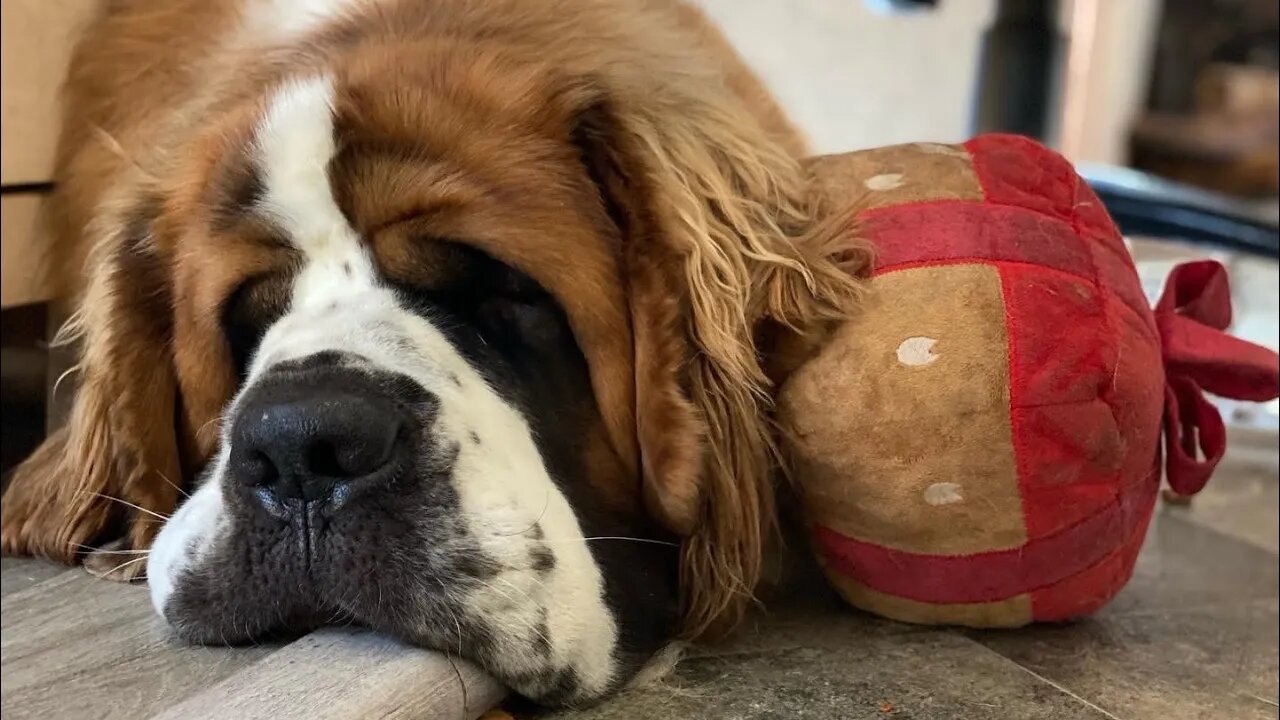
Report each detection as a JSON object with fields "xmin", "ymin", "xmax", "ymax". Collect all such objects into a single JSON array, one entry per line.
[
  {"xmin": 823, "ymin": 566, "xmax": 1033, "ymax": 628},
  {"xmin": 806, "ymin": 142, "xmax": 983, "ymax": 214},
  {"xmin": 778, "ymin": 263, "xmax": 1027, "ymax": 555}
]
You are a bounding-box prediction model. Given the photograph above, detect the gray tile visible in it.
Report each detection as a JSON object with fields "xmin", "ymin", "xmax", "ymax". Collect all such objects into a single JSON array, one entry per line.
[
  {"xmin": 1172, "ymin": 448, "xmax": 1280, "ymax": 554},
  {"xmin": 967, "ymin": 503, "xmax": 1279, "ymax": 720},
  {"xmin": 969, "ymin": 600, "xmax": 1278, "ymax": 720},
  {"xmin": 684, "ymin": 552, "xmax": 929, "ymax": 661},
  {"xmin": 548, "ymin": 632, "xmax": 1110, "ymax": 720},
  {"xmin": 1102, "ymin": 510, "xmax": 1278, "ymax": 617},
  {"xmin": 687, "ymin": 602, "xmax": 925, "ymax": 661}
]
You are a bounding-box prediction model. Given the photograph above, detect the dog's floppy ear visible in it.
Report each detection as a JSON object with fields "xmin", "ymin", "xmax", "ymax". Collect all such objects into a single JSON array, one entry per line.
[
  {"xmin": 1, "ymin": 199, "xmax": 184, "ymax": 574},
  {"xmin": 567, "ymin": 80, "xmax": 867, "ymax": 637}
]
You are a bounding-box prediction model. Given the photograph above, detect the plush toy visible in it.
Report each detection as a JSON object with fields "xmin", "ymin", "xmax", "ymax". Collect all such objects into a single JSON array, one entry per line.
[{"xmin": 777, "ymin": 134, "xmax": 1280, "ymax": 627}]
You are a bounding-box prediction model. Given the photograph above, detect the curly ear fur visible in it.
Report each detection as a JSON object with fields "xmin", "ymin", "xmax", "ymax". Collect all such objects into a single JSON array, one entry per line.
[
  {"xmin": 571, "ymin": 81, "xmax": 870, "ymax": 638},
  {"xmin": 1, "ymin": 198, "xmax": 183, "ymax": 573}
]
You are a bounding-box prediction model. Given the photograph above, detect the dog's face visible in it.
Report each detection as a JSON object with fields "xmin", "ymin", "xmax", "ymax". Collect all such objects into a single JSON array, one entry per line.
[{"xmin": 142, "ymin": 67, "xmax": 683, "ymax": 704}]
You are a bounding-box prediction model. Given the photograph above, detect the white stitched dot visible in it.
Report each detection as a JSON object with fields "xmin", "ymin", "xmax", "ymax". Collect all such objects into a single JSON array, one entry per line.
[
  {"xmin": 865, "ymin": 173, "xmax": 906, "ymax": 191},
  {"xmin": 896, "ymin": 336, "xmax": 938, "ymax": 366},
  {"xmin": 924, "ymin": 482, "xmax": 963, "ymax": 506}
]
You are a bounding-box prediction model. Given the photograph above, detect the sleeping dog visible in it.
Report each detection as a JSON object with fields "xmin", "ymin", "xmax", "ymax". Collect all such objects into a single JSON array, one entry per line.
[{"xmin": 1, "ymin": 0, "xmax": 862, "ymax": 705}]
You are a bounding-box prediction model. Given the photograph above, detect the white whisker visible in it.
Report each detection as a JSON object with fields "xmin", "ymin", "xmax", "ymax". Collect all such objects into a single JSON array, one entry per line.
[
  {"xmin": 538, "ymin": 535, "xmax": 679, "ymax": 547},
  {"xmin": 197, "ymin": 414, "xmax": 224, "ymax": 440},
  {"xmin": 154, "ymin": 469, "xmax": 190, "ymax": 499},
  {"xmin": 495, "ymin": 489, "xmax": 550, "ymax": 537},
  {"xmin": 102, "ymin": 554, "xmax": 150, "ymax": 577},
  {"xmin": 71, "ymin": 543, "xmax": 151, "ymax": 556},
  {"xmin": 87, "ymin": 492, "xmax": 172, "ymax": 521}
]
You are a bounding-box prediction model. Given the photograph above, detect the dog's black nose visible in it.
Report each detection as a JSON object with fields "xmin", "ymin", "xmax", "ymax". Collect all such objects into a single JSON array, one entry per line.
[{"xmin": 229, "ymin": 368, "xmax": 408, "ymax": 506}]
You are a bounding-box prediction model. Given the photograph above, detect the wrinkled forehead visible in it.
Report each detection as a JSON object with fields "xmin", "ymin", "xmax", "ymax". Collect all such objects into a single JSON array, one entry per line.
[{"xmin": 172, "ymin": 73, "xmax": 638, "ymax": 469}]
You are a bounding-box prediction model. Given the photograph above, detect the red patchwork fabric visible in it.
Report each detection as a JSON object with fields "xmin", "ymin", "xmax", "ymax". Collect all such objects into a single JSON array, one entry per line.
[{"xmin": 803, "ymin": 134, "xmax": 1280, "ymax": 626}]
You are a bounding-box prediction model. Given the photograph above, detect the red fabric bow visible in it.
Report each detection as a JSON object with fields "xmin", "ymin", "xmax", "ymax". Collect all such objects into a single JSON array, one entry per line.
[{"xmin": 1155, "ymin": 260, "xmax": 1280, "ymax": 495}]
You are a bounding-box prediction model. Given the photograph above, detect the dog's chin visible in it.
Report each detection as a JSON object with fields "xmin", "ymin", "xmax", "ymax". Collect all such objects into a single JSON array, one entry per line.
[
  {"xmin": 147, "ymin": 419, "xmax": 637, "ymax": 705},
  {"xmin": 149, "ymin": 463, "xmax": 627, "ymax": 705}
]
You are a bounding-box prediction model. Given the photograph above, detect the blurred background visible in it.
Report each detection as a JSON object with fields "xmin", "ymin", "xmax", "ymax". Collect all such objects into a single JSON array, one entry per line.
[{"xmin": 699, "ymin": 0, "xmax": 1276, "ymax": 193}]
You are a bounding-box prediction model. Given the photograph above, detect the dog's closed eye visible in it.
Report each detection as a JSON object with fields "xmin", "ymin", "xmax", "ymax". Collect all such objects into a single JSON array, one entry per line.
[
  {"xmin": 381, "ymin": 238, "xmax": 564, "ymax": 344},
  {"xmin": 222, "ymin": 273, "xmax": 291, "ymax": 377},
  {"xmin": 477, "ymin": 295, "xmax": 565, "ymax": 348}
]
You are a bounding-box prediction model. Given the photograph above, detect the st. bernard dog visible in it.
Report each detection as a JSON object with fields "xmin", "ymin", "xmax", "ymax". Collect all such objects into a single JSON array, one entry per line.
[{"xmin": 1, "ymin": 0, "xmax": 865, "ymax": 706}]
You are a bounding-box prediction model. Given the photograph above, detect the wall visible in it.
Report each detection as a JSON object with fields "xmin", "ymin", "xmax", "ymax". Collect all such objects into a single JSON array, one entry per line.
[
  {"xmin": 695, "ymin": 0, "xmax": 1161, "ymax": 166},
  {"xmin": 1058, "ymin": 0, "xmax": 1164, "ymax": 165},
  {"xmin": 694, "ymin": 0, "xmax": 995, "ymax": 154}
]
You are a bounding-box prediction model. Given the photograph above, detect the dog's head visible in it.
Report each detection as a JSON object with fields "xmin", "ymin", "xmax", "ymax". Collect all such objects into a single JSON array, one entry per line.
[{"xmin": 2, "ymin": 39, "xmax": 860, "ymax": 705}]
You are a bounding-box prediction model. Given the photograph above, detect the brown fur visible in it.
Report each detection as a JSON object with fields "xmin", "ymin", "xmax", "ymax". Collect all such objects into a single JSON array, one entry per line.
[{"xmin": 1, "ymin": 0, "xmax": 870, "ymax": 638}]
